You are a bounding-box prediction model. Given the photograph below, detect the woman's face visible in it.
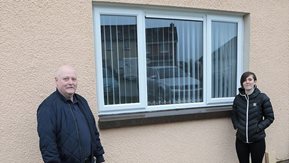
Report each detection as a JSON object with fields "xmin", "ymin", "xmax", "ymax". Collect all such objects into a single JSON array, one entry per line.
[{"xmin": 242, "ymin": 74, "xmax": 256, "ymax": 91}]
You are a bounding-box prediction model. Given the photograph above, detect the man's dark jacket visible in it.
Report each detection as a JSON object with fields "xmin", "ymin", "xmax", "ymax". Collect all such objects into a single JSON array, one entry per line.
[
  {"xmin": 231, "ymin": 87, "xmax": 274, "ymax": 143},
  {"xmin": 37, "ymin": 90, "xmax": 105, "ymax": 163}
]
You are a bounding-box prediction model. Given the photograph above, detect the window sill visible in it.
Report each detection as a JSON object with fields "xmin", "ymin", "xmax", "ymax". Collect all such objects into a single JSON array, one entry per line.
[{"xmin": 98, "ymin": 106, "xmax": 232, "ymax": 129}]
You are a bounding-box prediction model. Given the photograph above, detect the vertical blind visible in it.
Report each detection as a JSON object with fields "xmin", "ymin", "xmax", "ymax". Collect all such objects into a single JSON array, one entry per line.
[
  {"xmin": 211, "ymin": 21, "xmax": 237, "ymax": 98},
  {"xmin": 145, "ymin": 18, "xmax": 203, "ymax": 105},
  {"xmin": 101, "ymin": 15, "xmax": 139, "ymax": 105},
  {"xmin": 100, "ymin": 15, "xmax": 238, "ymax": 106}
]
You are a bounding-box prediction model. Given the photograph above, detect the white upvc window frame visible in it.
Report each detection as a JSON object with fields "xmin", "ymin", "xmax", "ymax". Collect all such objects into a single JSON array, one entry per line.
[
  {"xmin": 93, "ymin": 6, "xmax": 244, "ymax": 115},
  {"xmin": 206, "ymin": 15, "xmax": 244, "ymax": 104},
  {"xmin": 93, "ymin": 7, "xmax": 147, "ymax": 114}
]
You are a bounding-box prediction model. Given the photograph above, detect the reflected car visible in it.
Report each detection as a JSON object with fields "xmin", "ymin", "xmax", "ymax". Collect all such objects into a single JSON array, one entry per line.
[
  {"xmin": 103, "ymin": 67, "xmax": 120, "ymax": 105},
  {"xmin": 118, "ymin": 57, "xmax": 138, "ymax": 81},
  {"xmin": 147, "ymin": 66, "xmax": 202, "ymax": 104}
]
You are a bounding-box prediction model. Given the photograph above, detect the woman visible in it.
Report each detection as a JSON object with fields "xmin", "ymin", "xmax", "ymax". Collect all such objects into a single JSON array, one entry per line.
[{"xmin": 231, "ymin": 71, "xmax": 274, "ymax": 163}]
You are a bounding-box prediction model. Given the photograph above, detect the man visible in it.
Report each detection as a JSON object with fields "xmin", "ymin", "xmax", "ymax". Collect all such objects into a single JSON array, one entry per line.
[{"xmin": 37, "ymin": 65, "xmax": 105, "ymax": 163}]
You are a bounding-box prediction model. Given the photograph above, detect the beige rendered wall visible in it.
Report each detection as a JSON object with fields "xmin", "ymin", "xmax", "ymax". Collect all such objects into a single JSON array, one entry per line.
[{"xmin": 0, "ymin": 0, "xmax": 288, "ymax": 163}]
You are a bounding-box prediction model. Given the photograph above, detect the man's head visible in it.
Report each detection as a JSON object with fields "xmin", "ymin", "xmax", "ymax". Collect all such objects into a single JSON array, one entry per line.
[{"xmin": 55, "ymin": 65, "xmax": 77, "ymax": 101}]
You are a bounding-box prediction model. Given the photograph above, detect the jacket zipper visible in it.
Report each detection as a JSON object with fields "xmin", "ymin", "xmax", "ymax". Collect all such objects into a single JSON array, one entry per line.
[
  {"xmin": 68, "ymin": 104, "xmax": 83, "ymax": 162},
  {"xmin": 244, "ymin": 95, "xmax": 249, "ymax": 143}
]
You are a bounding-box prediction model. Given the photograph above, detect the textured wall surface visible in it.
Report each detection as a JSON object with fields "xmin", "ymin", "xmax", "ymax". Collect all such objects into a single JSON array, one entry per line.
[{"xmin": 0, "ymin": 0, "xmax": 288, "ymax": 163}]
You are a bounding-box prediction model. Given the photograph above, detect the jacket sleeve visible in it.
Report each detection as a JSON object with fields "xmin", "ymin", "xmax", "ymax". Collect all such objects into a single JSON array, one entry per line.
[
  {"xmin": 37, "ymin": 104, "xmax": 61, "ymax": 163},
  {"xmin": 231, "ymin": 98, "xmax": 240, "ymax": 130},
  {"xmin": 257, "ymin": 93, "xmax": 274, "ymax": 131},
  {"xmin": 92, "ymin": 116, "xmax": 105, "ymax": 163}
]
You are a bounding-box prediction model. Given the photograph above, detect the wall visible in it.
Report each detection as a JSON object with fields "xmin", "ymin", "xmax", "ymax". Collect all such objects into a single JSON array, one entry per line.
[{"xmin": 0, "ymin": 0, "xmax": 288, "ymax": 162}]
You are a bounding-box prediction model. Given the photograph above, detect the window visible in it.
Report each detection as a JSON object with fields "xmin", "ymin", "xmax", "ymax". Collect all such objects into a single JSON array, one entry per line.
[{"xmin": 93, "ymin": 6, "xmax": 244, "ymax": 115}]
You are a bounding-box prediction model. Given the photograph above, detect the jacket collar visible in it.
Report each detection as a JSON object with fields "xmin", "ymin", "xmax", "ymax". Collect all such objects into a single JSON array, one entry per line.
[
  {"xmin": 55, "ymin": 89, "xmax": 78, "ymax": 103},
  {"xmin": 238, "ymin": 87, "xmax": 260, "ymax": 98}
]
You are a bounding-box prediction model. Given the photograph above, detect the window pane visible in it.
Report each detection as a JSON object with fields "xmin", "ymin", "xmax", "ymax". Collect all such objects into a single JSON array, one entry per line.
[
  {"xmin": 101, "ymin": 15, "xmax": 139, "ymax": 105},
  {"xmin": 146, "ymin": 18, "xmax": 203, "ymax": 105},
  {"xmin": 211, "ymin": 21, "xmax": 237, "ymax": 98}
]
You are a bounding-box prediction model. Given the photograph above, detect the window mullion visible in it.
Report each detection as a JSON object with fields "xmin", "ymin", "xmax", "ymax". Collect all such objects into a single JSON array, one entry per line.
[{"xmin": 137, "ymin": 12, "xmax": 147, "ymax": 108}]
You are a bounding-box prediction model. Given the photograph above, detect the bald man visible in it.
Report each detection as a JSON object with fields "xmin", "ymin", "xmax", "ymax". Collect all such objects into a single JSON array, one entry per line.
[{"xmin": 37, "ymin": 65, "xmax": 105, "ymax": 163}]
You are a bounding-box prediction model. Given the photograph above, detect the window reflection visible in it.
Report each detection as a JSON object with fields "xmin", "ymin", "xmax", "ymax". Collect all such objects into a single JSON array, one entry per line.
[
  {"xmin": 211, "ymin": 21, "xmax": 237, "ymax": 98},
  {"xmin": 101, "ymin": 15, "xmax": 139, "ymax": 105},
  {"xmin": 100, "ymin": 16, "xmax": 237, "ymax": 106},
  {"xmin": 146, "ymin": 18, "xmax": 203, "ymax": 105}
]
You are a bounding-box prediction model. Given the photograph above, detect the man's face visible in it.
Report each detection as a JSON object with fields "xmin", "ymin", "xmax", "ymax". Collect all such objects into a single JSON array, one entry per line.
[{"xmin": 55, "ymin": 66, "xmax": 77, "ymax": 100}]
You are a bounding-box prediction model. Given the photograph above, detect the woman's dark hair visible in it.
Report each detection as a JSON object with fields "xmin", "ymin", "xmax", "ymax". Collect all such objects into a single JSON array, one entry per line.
[{"xmin": 240, "ymin": 71, "xmax": 257, "ymax": 88}]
